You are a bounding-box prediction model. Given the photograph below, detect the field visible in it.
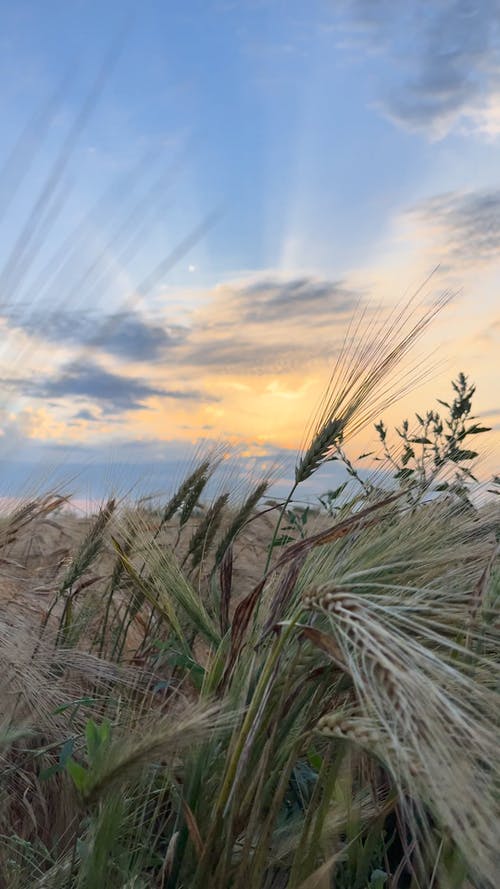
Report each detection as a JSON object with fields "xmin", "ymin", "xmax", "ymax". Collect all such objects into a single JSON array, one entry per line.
[{"xmin": 0, "ymin": 305, "xmax": 499, "ymax": 889}]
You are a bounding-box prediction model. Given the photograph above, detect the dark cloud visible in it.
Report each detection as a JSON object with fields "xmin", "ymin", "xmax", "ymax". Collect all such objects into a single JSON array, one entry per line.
[
  {"xmin": 338, "ymin": 0, "xmax": 500, "ymax": 135},
  {"xmin": 178, "ymin": 276, "xmax": 361, "ymax": 374},
  {"xmin": 6, "ymin": 361, "xmax": 216, "ymax": 412},
  {"xmin": 1, "ymin": 275, "xmax": 362, "ymax": 391},
  {"xmin": 185, "ymin": 338, "xmax": 336, "ymax": 374},
  {"xmin": 93, "ymin": 313, "xmax": 186, "ymax": 360},
  {"xmin": 73, "ymin": 408, "xmax": 100, "ymax": 421},
  {"xmin": 32, "ymin": 363, "xmax": 169, "ymax": 410},
  {"xmin": 410, "ymin": 189, "xmax": 500, "ymax": 265},
  {"xmin": 2, "ymin": 308, "xmax": 186, "ymax": 362},
  {"xmin": 237, "ymin": 277, "xmax": 359, "ymax": 323}
]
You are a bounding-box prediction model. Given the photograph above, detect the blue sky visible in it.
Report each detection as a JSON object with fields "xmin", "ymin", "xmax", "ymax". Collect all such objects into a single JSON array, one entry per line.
[{"xmin": 0, "ymin": 0, "xmax": 499, "ymax": 502}]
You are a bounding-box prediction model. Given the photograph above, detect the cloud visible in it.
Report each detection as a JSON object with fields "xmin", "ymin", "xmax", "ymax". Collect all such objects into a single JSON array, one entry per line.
[
  {"xmin": 337, "ymin": 0, "xmax": 500, "ymax": 138},
  {"xmin": 1, "ymin": 275, "xmax": 362, "ymax": 378},
  {"xmin": 92, "ymin": 313, "xmax": 187, "ymax": 361},
  {"xmin": 0, "ymin": 275, "xmax": 363, "ymax": 429},
  {"xmin": 467, "ymin": 90, "xmax": 500, "ymax": 137},
  {"xmin": 73, "ymin": 409, "xmax": 101, "ymax": 422},
  {"xmin": 2, "ymin": 308, "xmax": 186, "ymax": 362},
  {"xmin": 184, "ymin": 339, "xmax": 320, "ymax": 374},
  {"xmin": 408, "ymin": 188, "xmax": 500, "ymax": 267},
  {"xmin": 0, "ymin": 428, "xmax": 349, "ymax": 503},
  {"xmin": 235, "ymin": 277, "xmax": 359, "ymax": 323},
  {"xmin": 5, "ymin": 360, "xmax": 216, "ymax": 413},
  {"xmin": 179, "ymin": 275, "xmax": 362, "ymax": 373}
]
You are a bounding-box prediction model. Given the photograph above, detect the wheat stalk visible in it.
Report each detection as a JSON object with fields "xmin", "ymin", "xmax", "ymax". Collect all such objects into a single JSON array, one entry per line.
[{"xmin": 296, "ymin": 286, "xmax": 452, "ymax": 484}]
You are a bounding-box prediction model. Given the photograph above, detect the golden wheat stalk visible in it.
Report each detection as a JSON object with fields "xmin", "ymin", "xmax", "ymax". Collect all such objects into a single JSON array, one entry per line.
[{"xmin": 296, "ymin": 286, "xmax": 452, "ymax": 484}]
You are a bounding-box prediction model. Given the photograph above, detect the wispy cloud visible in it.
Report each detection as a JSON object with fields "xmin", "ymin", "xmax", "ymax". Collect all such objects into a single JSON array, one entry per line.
[
  {"xmin": 407, "ymin": 188, "xmax": 500, "ymax": 268},
  {"xmin": 2, "ymin": 276, "xmax": 362, "ymax": 378},
  {"xmin": 177, "ymin": 275, "xmax": 363, "ymax": 374},
  {"xmin": 233, "ymin": 277, "xmax": 359, "ymax": 323},
  {"xmin": 338, "ymin": 0, "xmax": 500, "ymax": 138},
  {"xmin": 1, "ymin": 258, "xmax": 496, "ymax": 479}
]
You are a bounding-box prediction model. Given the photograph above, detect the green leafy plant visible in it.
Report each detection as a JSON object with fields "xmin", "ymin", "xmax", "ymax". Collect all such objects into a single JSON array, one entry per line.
[
  {"xmin": 65, "ymin": 719, "xmax": 112, "ymax": 799},
  {"xmin": 374, "ymin": 372, "xmax": 491, "ymax": 503}
]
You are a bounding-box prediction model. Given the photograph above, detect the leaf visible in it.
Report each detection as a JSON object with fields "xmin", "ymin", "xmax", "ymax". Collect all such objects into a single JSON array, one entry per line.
[
  {"xmin": 450, "ymin": 449, "xmax": 479, "ymax": 462},
  {"xmin": 73, "ymin": 575, "xmax": 102, "ymax": 596},
  {"xmin": 166, "ymin": 651, "xmax": 205, "ymax": 684},
  {"xmin": 66, "ymin": 758, "xmax": 88, "ymax": 792},
  {"xmin": 296, "ymin": 625, "xmax": 346, "ymax": 671},
  {"xmin": 59, "ymin": 737, "xmax": 75, "ymax": 766},
  {"xmin": 39, "ymin": 764, "xmax": 61, "ymax": 781},
  {"xmin": 181, "ymin": 799, "xmax": 205, "ymax": 859},
  {"xmin": 98, "ymin": 719, "xmax": 111, "ymax": 747},
  {"xmin": 401, "ymin": 446, "xmax": 415, "ymax": 466},
  {"xmin": 320, "ymin": 482, "xmax": 348, "ymax": 503},
  {"xmin": 262, "ymin": 555, "xmax": 306, "ymax": 636},
  {"xmin": 219, "ymin": 545, "xmax": 233, "ymax": 635},
  {"xmin": 219, "ymin": 577, "xmax": 266, "ymax": 690},
  {"xmin": 465, "ymin": 424, "xmax": 491, "ymax": 435},
  {"xmin": 307, "ymin": 748, "xmax": 323, "ymax": 771},
  {"xmin": 273, "ymin": 494, "xmax": 402, "ymax": 565},
  {"xmin": 85, "ymin": 720, "xmax": 101, "ymax": 762},
  {"xmin": 53, "ymin": 697, "xmax": 97, "ymax": 715},
  {"xmin": 394, "ymin": 468, "xmax": 414, "ymax": 479}
]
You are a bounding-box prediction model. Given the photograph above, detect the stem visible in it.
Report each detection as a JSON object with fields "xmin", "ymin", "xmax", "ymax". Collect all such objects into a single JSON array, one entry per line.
[
  {"xmin": 192, "ymin": 612, "xmax": 301, "ymax": 887},
  {"xmin": 263, "ymin": 481, "xmax": 298, "ymax": 574}
]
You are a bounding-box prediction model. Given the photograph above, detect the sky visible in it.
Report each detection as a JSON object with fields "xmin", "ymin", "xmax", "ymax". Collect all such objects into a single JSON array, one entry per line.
[{"xmin": 0, "ymin": 0, "xmax": 499, "ymax": 503}]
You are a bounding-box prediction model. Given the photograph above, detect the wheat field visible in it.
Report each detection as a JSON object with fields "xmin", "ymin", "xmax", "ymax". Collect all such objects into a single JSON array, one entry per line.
[{"xmin": 0, "ymin": 297, "xmax": 498, "ymax": 889}]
